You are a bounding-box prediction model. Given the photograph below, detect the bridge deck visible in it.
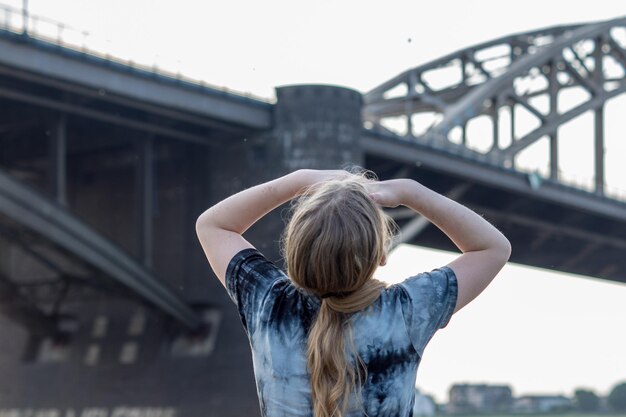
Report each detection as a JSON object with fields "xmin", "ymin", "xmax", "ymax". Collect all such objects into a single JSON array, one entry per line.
[
  {"xmin": 363, "ymin": 130, "xmax": 626, "ymax": 284},
  {"xmin": 0, "ymin": 29, "xmax": 272, "ymax": 140}
]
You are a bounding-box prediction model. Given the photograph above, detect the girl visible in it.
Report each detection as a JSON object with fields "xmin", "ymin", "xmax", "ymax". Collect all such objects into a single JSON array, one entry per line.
[{"xmin": 196, "ymin": 169, "xmax": 511, "ymax": 417}]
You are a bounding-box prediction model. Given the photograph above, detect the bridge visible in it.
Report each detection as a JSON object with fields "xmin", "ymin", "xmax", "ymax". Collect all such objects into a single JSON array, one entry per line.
[{"xmin": 0, "ymin": 4, "xmax": 625, "ymax": 417}]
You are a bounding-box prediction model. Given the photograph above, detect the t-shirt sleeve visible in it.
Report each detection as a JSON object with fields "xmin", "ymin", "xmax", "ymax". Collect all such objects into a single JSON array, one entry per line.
[
  {"xmin": 398, "ymin": 266, "xmax": 458, "ymax": 357},
  {"xmin": 225, "ymin": 248, "xmax": 287, "ymax": 336}
]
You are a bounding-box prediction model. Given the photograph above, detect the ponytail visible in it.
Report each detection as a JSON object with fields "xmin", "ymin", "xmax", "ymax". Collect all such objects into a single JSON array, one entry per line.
[
  {"xmin": 308, "ymin": 279, "xmax": 386, "ymax": 417},
  {"xmin": 282, "ymin": 174, "xmax": 396, "ymax": 417}
]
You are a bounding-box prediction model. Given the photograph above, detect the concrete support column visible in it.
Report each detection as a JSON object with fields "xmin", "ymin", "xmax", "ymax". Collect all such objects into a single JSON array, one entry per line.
[
  {"xmin": 208, "ymin": 84, "xmax": 364, "ymax": 264},
  {"xmin": 49, "ymin": 114, "xmax": 67, "ymax": 206},
  {"xmin": 134, "ymin": 136, "xmax": 154, "ymax": 268},
  {"xmin": 273, "ymin": 84, "xmax": 364, "ymax": 170}
]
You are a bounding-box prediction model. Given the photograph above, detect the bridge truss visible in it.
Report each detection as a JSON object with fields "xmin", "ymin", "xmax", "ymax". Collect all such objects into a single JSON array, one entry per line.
[{"xmin": 364, "ymin": 17, "xmax": 626, "ymax": 197}]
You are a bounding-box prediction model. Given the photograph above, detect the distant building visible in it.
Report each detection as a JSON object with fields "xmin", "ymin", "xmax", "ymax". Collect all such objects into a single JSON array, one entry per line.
[
  {"xmin": 413, "ymin": 388, "xmax": 437, "ymax": 417},
  {"xmin": 598, "ymin": 395, "xmax": 611, "ymax": 413},
  {"xmin": 512, "ymin": 395, "xmax": 573, "ymax": 413},
  {"xmin": 448, "ymin": 383, "xmax": 513, "ymax": 414}
]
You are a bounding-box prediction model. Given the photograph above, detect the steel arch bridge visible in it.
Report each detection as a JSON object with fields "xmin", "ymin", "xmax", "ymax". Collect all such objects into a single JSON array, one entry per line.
[
  {"xmin": 1, "ymin": 6, "xmax": 626, "ymax": 416},
  {"xmin": 364, "ymin": 17, "xmax": 626, "ymax": 195},
  {"xmin": 1, "ymin": 9, "xmax": 626, "ymax": 337}
]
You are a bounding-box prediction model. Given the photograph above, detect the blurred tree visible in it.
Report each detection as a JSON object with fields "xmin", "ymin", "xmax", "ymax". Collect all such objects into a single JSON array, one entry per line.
[
  {"xmin": 574, "ymin": 388, "xmax": 600, "ymax": 412},
  {"xmin": 608, "ymin": 381, "xmax": 626, "ymax": 412}
]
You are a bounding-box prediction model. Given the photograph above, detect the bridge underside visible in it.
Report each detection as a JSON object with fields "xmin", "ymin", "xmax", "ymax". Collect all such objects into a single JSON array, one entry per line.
[
  {"xmin": 364, "ymin": 133, "xmax": 626, "ymax": 284},
  {"xmin": 0, "ymin": 27, "xmax": 278, "ymax": 335}
]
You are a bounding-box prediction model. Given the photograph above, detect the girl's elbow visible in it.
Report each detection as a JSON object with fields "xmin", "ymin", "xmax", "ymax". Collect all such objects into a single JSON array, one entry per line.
[
  {"xmin": 195, "ymin": 211, "xmax": 214, "ymax": 233},
  {"xmin": 499, "ymin": 237, "xmax": 512, "ymax": 262}
]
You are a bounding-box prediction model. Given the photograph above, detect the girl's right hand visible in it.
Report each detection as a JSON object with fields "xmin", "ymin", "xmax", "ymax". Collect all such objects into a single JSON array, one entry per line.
[{"xmin": 365, "ymin": 179, "xmax": 409, "ymax": 208}]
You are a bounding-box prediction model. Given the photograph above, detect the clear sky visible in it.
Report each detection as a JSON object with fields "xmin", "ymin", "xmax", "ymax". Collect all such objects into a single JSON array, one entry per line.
[
  {"xmin": 10, "ymin": 0, "xmax": 626, "ymax": 404},
  {"xmin": 377, "ymin": 246, "xmax": 626, "ymax": 403}
]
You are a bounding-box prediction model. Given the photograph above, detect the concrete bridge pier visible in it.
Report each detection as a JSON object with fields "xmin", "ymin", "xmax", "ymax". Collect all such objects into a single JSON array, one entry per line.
[{"xmin": 207, "ymin": 84, "xmax": 364, "ymax": 264}]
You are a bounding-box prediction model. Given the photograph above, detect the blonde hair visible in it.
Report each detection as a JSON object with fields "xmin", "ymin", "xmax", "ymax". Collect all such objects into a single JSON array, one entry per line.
[{"xmin": 282, "ymin": 172, "xmax": 396, "ymax": 417}]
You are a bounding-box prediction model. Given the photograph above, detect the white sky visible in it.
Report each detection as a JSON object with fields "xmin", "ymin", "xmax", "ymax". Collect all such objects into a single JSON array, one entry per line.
[
  {"xmin": 8, "ymin": 0, "xmax": 626, "ymax": 404},
  {"xmin": 377, "ymin": 246, "xmax": 626, "ymax": 403}
]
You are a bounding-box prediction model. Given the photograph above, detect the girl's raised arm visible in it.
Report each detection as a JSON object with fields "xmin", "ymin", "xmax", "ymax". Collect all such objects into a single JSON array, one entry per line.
[
  {"xmin": 367, "ymin": 178, "xmax": 511, "ymax": 314},
  {"xmin": 195, "ymin": 169, "xmax": 347, "ymax": 288}
]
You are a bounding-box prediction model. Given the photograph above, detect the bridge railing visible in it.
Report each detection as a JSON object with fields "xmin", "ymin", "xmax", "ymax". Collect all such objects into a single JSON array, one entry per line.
[
  {"xmin": 364, "ymin": 123, "xmax": 626, "ymax": 203},
  {"xmin": 0, "ymin": 3, "xmax": 267, "ymax": 103}
]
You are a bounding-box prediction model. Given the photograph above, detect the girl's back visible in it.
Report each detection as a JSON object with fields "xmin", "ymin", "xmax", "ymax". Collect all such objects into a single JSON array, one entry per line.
[
  {"xmin": 196, "ymin": 169, "xmax": 510, "ymax": 417},
  {"xmin": 226, "ymin": 248, "xmax": 457, "ymax": 417}
]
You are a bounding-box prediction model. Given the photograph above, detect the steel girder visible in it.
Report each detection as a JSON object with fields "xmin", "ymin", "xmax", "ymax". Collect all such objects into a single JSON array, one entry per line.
[
  {"xmin": 0, "ymin": 29, "xmax": 272, "ymax": 140},
  {"xmin": 364, "ymin": 17, "xmax": 626, "ymax": 195},
  {"xmin": 0, "ymin": 168, "xmax": 202, "ymax": 330},
  {"xmin": 365, "ymin": 23, "xmax": 582, "ymax": 116},
  {"xmin": 361, "ymin": 130, "xmax": 626, "ymax": 223}
]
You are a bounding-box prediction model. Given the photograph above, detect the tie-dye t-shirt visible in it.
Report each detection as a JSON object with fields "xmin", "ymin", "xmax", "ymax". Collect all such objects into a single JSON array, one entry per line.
[{"xmin": 225, "ymin": 248, "xmax": 458, "ymax": 417}]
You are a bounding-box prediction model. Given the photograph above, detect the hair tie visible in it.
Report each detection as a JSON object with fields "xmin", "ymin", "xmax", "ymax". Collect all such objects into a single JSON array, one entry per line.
[{"xmin": 320, "ymin": 290, "xmax": 354, "ymax": 299}]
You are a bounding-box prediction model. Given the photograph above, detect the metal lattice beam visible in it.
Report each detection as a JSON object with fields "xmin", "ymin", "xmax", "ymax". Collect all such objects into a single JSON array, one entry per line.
[
  {"xmin": 0, "ymin": 168, "xmax": 202, "ymax": 330},
  {"xmin": 364, "ymin": 16, "xmax": 626, "ymax": 197}
]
